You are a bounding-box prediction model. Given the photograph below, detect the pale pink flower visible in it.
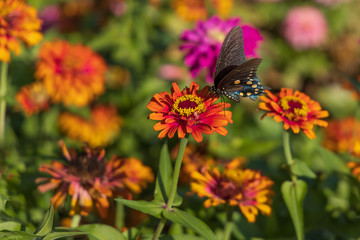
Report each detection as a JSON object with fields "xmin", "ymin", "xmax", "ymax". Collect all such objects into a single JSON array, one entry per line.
[{"xmin": 283, "ymin": 6, "xmax": 328, "ymax": 49}]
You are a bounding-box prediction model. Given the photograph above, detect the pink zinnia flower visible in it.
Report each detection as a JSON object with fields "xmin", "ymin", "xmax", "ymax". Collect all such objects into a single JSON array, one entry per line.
[
  {"xmin": 157, "ymin": 64, "xmax": 189, "ymax": 81},
  {"xmin": 180, "ymin": 16, "xmax": 263, "ymax": 84},
  {"xmin": 283, "ymin": 6, "xmax": 328, "ymax": 50}
]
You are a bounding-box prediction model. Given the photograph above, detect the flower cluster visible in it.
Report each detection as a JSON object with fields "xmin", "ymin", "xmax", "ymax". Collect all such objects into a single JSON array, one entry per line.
[
  {"xmin": 283, "ymin": 6, "xmax": 328, "ymax": 50},
  {"xmin": 58, "ymin": 105, "xmax": 122, "ymax": 147},
  {"xmin": 259, "ymin": 88, "xmax": 329, "ymax": 139},
  {"xmin": 0, "ymin": 0, "xmax": 43, "ymax": 62},
  {"xmin": 180, "ymin": 16, "xmax": 262, "ymax": 83},
  {"xmin": 35, "ymin": 40, "xmax": 107, "ymax": 107},
  {"xmin": 191, "ymin": 163, "xmax": 274, "ymax": 222},
  {"xmin": 147, "ymin": 82, "xmax": 233, "ymax": 142},
  {"xmin": 37, "ymin": 141, "xmax": 154, "ymax": 218}
]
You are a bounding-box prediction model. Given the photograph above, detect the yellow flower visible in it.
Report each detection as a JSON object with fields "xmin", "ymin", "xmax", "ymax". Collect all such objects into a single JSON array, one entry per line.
[
  {"xmin": 0, "ymin": 0, "xmax": 42, "ymax": 62},
  {"xmin": 58, "ymin": 105, "xmax": 122, "ymax": 147}
]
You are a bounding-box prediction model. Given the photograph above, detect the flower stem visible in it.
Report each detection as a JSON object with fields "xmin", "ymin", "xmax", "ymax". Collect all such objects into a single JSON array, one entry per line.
[
  {"xmin": 282, "ymin": 131, "xmax": 304, "ymax": 240},
  {"xmin": 0, "ymin": 62, "xmax": 8, "ymax": 145},
  {"xmin": 282, "ymin": 131, "xmax": 297, "ymax": 182},
  {"xmin": 70, "ymin": 214, "xmax": 81, "ymax": 228},
  {"xmin": 152, "ymin": 135, "xmax": 189, "ymax": 240},
  {"xmin": 166, "ymin": 136, "xmax": 188, "ymax": 209},
  {"xmin": 152, "ymin": 217, "xmax": 167, "ymax": 240},
  {"xmin": 223, "ymin": 207, "xmax": 234, "ymax": 240}
]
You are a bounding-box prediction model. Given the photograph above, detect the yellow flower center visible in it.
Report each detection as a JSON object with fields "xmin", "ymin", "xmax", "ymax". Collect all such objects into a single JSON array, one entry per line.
[
  {"xmin": 207, "ymin": 29, "xmax": 226, "ymax": 43},
  {"xmin": 172, "ymin": 94, "xmax": 206, "ymax": 117},
  {"xmin": 279, "ymin": 96, "xmax": 309, "ymax": 121}
]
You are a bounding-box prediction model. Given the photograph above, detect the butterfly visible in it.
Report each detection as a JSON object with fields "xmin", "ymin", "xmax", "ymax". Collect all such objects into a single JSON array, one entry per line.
[{"xmin": 210, "ymin": 26, "xmax": 268, "ymax": 102}]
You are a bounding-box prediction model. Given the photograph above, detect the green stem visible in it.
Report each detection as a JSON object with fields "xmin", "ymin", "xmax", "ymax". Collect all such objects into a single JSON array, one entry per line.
[
  {"xmin": 115, "ymin": 201, "xmax": 124, "ymax": 230},
  {"xmin": 70, "ymin": 214, "xmax": 81, "ymax": 228},
  {"xmin": 166, "ymin": 136, "xmax": 188, "ymax": 209},
  {"xmin": 223, "ymin": 207, "xmax": 234, "ymax": 240},
  {"xmin": 0, "ymin": 62, "xmax": 8, "ymax": 145},
  {"xmin": 152, "ymin": 135, "xmax": 189, "ymax": 240},
  {"xmin": 282, "ymin": 131, "xmax": 297, "ymax": 182},
  {"xmin": 282, "ymin": 131, "xmax": 304, "ymax": 240},
  {"xmin": 152, "ymin": 217, "xmax": 167, "ymax": 240}
]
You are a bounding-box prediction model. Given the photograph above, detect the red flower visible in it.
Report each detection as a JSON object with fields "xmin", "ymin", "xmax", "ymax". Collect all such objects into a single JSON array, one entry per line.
[
  {"xmin": 147, "ymin": 82, "xmax": 232, "ymax": 142},
  {"xmin": 37, "ymin": 141, "xmax": 154, "ymax": 218},
  {"xmin": 259, "ymin": 88, "xmax": 329, "ymax": 139}
]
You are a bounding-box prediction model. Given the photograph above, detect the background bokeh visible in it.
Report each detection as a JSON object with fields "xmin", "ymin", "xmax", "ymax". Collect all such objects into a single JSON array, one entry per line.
[{"xmin": 1, "ymin": 0, "xmax": 360, "ymax": 239}]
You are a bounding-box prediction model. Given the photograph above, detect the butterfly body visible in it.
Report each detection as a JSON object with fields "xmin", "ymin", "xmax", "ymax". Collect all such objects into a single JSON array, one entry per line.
[{"xmin": 211, "ymin": 26, "xmax": 268, "ymax": 102}]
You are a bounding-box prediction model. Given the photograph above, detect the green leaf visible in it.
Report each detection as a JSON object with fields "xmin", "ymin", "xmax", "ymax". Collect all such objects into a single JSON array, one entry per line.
[
  {"xmin": 115, "ymin": 198, "xmax": 164, "ymax": 218},
  {"xmin": 42, "ymin": 231, "xmax": 86, "ymax": 240},
  {"xmin": 162, "ymin": 208, "xmax": 217, "ymax": 240},
  {"xmin": 281, "ymin": 180, "xmax": 307, "ymax": 240},
  {"xmin": 0, "ymin": 231, "xmax": 36, "ymax": 240},
  {"xmin": 159, "ymin": 235, "xmax": 204, "ymax": 240},
  {"xmin": 0, "ymin": 222, "xmax": 21, "ymax": 231},
  {"xmin": 0, "ymin": 195, "xmax": 10, "ymax": 212},
  {"xmin": 292, "ymin": 158, "xmax": 316, "ymax": 179},
  {"xmin": 317, "ymin": 146, "xmax": 349, "ymax": 173},
  {"xmin": 76, "ymin": 224, "xmax": 125, "ymax": 240},
  {"xmin": 153, "ymin": 142, "xmax": 182, "ymax": 206},
  {"xmin": 34, "ymin": 203, "xmax": 54, "ymax": 236}
]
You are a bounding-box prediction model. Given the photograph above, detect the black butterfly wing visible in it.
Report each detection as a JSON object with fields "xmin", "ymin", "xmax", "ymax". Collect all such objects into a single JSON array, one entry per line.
[
  {"xmin": 217, "ymin": 58, "xmax": 262, "ymax": 90},
  {"xmin": 214, "ymin": 26, "xmax": 246, "ymax": 87}
]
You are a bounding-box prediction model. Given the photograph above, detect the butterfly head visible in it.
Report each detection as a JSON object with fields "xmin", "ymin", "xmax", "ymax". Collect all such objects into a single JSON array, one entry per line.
[{"xmin": 210, "ymin": 85, "xmax": 222, "ymax": 96}]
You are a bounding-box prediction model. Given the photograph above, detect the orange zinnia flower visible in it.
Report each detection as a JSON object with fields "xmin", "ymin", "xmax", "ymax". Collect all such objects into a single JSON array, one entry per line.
[
  {"xmin": 191, "ymin": 165, "xmax": 274, "ymax": 223},
  {"xmin": 323, "ymin": 117, "xmax": 360, "ymax": 154},
  {"xmin": 15, "ymin": 82, "xmax": 50, "ymax": 115},
  {"xmin": 172, "ymin": 0, "xmax": 233, "ymax": 22},
  {"xmin": 0, "ymin": 0, "xmax": 42, "ymax": 62},
  {"xmin": 37, "ymin": 141, "xmax": 154, "ymax": 218},
  {"xmin": 147, "ymin": 82, "xmax": 233, "ymax": 143},
  {"xmin": 347, "ymin": 161, "xmax": 360, "ymax": 181},
  {"xmin": 58, "ymin": 105, "xmax": 122, "ymax": 147},
  {"xmin": 258, "ymin": 88, "xmax": 329, "ymax": 139},
  {"xmin": 35, "ymin": 40, "xmax": 107, "ymax": 106}
]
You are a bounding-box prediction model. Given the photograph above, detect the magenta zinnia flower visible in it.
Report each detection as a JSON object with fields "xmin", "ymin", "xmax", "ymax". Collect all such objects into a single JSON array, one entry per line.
[
  {"xmin": 283, "ymin": 6, "xmax": 328, "ymax": 50},
  {"xmin": 180, "ymin": 16, "xmax": 263, "ymax": 83}
]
